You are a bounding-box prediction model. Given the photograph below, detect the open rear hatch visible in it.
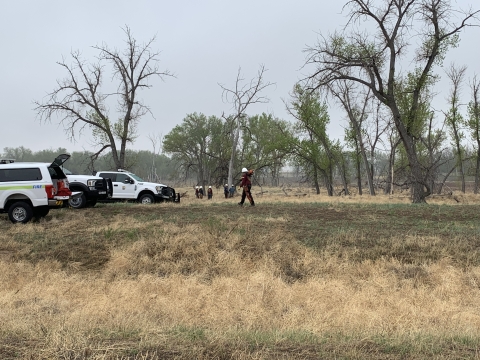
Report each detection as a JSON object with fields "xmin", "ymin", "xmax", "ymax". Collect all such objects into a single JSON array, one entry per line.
[{"xmin": 47, "ymin": 154, "xmax": 81, "ymax": 200}]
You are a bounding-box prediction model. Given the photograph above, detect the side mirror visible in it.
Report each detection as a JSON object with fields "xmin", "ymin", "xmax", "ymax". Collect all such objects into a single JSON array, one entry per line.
[{"xmin": 124, "ymin": 178, "xmax": 132, "ymax": 184}]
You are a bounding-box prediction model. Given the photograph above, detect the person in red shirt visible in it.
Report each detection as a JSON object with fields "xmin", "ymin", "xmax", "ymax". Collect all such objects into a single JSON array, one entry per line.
[{"xmin": 238, "ymin": 167, "xmax": 255, "ymax": 206}]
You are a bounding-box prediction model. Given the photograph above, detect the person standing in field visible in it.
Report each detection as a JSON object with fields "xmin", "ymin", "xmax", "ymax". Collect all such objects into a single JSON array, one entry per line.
[
  {"xmin": 229, "ymin": 184, "xmax": 235, "ymax": 198},
  {"xmin": 195, "ymin": 186, "xmax": 199, "ymax": 199},
  {"xmin": 238, "ymin": 167, "xmax": 255, "ymax": 206},
  {"xmin": 224, "ymin": 183, "xmax": 229, "ymax": 199},
  {"xmin": 207, "ymin": 186, "xmax": 213, "ymax": 200},
  {"xmin": 198, "ymin": 186, "xmax": 204, "ymax": 199}
]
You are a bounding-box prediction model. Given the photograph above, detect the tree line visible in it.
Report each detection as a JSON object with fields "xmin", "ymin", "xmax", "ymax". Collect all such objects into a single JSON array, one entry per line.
[
  {"xmin": 161, "ymin": 80, "xmax": 479, "ymax": 196},
  {"xmin": 0, "ymin": 147, "xmax": 175, "ymax": 184},
  {"xmin": 32, "ymin": 1, "xmax": 480, "ymax": 202}
]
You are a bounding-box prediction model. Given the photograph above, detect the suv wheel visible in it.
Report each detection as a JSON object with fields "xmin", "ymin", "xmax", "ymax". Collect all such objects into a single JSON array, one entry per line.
[
  {"xmin": 8, "ymin": 202, "xmax": 34, "ymax": 224},
  {"xmin": 139, "ymin": 193, "xmax": 154, "ymax": 204},
  {"xmin": 69, "ymin": 193, "xmax": 87, "ymax": 209}
]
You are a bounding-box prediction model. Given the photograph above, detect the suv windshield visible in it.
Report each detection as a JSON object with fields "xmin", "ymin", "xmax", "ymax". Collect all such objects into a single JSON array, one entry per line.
[{"xmin": 129, "ymin": 173, "xmax": 145, "ymax": 182}]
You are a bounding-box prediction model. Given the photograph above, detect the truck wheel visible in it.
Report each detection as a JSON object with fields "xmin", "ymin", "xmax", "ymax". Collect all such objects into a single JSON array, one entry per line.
[
  {"xmin": 34, "ymin": 206, "xmax": 50, "ymax": 218},
  {"xmin": 8, "ymin": 202, "xmax": 33, "ymax": 224},
  {"xmin": 69, "ymin": 193, "xmax": 87, "ymax": 209},
  {"xmin": 139, "ymin": 194, "xmax": 154, "ymax": 204}
]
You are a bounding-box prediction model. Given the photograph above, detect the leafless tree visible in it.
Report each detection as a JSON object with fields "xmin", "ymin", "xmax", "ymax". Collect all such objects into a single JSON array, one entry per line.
[
  {"xmin": 329, "ymin": 81, "xmax": 377, "ymax": 195},
  {"xmin": 365, "ymin": 99, "xmax": 388, "ymax": 186},
  {"xmin": 35, "ymin": 26, "xmax": 173, "ymax": 170},
  {"xmin": 219, "ymin": 65, "xmax": 274, "ymax": 187},
  {"xmin": 147, "ymin": 133, "xmax": 163, "ymax": 182},
  {"xmin": 305, "ymin": 0, "xmax": 479, "ymax": 203},
  {"xmin": 444, "ymin": 63, "xmax": 467, "ymax": 192},
  {"xmin": 420, "ymin": 113, "xmax": 450, "ymax": 194}
]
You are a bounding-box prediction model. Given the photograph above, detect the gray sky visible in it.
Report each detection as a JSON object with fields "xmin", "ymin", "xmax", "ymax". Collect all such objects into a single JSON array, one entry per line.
[{"xmin": 1, "ymin": 0, "xmax": 479, "ymax": 153}]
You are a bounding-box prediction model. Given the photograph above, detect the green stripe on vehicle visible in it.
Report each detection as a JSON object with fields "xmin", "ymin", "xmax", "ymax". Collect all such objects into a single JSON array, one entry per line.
[{"xmin": 0, "ymin": 185, "xmax": 45, "ymax": 190}]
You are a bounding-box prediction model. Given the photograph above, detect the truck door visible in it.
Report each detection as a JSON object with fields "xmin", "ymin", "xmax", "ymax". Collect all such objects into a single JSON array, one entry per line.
[{"xmin": 112, "ymin": 173, "xmax": 136, "ymax": 199}]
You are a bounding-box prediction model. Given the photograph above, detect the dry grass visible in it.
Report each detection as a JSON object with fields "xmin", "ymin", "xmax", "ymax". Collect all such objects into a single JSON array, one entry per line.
[
  {"xmin": 178, "ymin": 184, "xmax": 480, "ymax": 206},
  {"xmin": 1, "ymin": 191, "xmax": 480, "ymax": 358}
]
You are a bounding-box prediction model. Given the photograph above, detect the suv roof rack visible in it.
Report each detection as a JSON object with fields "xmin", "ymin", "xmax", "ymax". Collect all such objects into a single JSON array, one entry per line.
[{"xmin": 0, "ymin": 159, "xmax": 15, "ymax": 164}]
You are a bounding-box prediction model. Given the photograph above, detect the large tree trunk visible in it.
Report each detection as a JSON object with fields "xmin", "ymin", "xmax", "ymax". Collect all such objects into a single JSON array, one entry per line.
[
  {"xmin": 392, "ymin": 108, "xmax": 430, "ymax": 203},
  {"xmin": 406, "ymin": 152, "xmax": 430, "ymax": 203},
  {"xmin": 111, "ymin": 145, "xmax": 122, "ymax": 170}
]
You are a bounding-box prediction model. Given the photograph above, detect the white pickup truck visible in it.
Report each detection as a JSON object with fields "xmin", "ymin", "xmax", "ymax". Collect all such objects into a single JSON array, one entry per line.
[
  {"xmin": 0, "ymin": 154, "xmax": 80, "ymax": 223},
  {"xmin": 95, "ymin": 169, "xmax": 179, "ymax": 204}
]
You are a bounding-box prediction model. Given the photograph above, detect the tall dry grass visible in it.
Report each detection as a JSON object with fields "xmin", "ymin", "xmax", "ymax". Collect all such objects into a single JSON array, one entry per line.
[{"xmin": 1, "ymin": 197, "xmax": 480, "ymax": 358}]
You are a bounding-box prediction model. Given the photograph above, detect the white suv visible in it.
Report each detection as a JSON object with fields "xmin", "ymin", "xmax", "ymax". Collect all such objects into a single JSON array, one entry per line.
[
  {"xmin": 0, "ymin": 154, "xmax": 79, "ymax": 223},
  {"xmin": 96, "ymin": 170, "xmax": 179, "ymax": 204}
]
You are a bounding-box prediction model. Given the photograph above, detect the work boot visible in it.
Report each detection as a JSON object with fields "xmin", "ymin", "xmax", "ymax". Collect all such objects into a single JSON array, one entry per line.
[{"xmin": 238, "ymin": 202, "xmax": 243, "ymax": 206}]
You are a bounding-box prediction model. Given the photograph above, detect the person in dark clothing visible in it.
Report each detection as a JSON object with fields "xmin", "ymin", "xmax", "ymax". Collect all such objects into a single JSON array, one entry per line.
[
  {"xmin": 207, "ymin": 186, "xmax": 213, "ymax": 200},
  {"xmin": 238, "ymin": 167, "xmax": 255, "ymax": 206},
  {"xmin": 229, "ymin": 184, "xmax": 235, "ymax": 198},
  {"xmin": 195, "ymin": 186, "xmax": 199, "ymax": 199},
  {"xmin": 198, "ymin": 186, "xmax": 204, "ymax": 199},
  {"xmin": 224, "ymin": 184, "xmax": 229, "ymax": 199}
]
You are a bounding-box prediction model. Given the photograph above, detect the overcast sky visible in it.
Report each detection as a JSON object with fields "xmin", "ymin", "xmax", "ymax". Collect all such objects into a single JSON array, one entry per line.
[{"xmin": 1, "ymin": 0, "xmax": 479, "ymax": 154}]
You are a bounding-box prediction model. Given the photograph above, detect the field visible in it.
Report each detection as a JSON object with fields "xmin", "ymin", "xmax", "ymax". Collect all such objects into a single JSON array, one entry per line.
[{"xmin": 2, "ymin": 188, "xmax": 480, "ymax": 359}]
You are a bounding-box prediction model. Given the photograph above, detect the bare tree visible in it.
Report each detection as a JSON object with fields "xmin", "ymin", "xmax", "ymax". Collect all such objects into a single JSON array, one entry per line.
[
  {"xmin": 305, "ymin": 0, "xmax": 479, "ymax": 203},
  {"xmin": 444, "ymin": 64, "xmax": 467, "ymax": 192},
  {"xmin": 365, "ymin": 99, "xmax": 388, "ymax": 187},
  {"xmin": 147, "ymin": 133, "xmax": 163, "ymax": 182},
  {"xmin": 420, "ymin": 113, "xmax": 450, "ymax": 194},
  {"xmin": 219, "ymin": 65, "xmax": 274, "ymax": 187},
  {"xmin": 35, "ymin": 26, "xmax": 172, "ymax": 170},
  {"xmin": 329, "ymin": 81, "xmax": 377, "ymax": 195}
]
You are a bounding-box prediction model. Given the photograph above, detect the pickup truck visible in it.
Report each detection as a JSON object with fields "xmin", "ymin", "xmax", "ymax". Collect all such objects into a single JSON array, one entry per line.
[
  {"xmin": 64, "ymin": 170, "xmax": 113, "ymax": 208},
  {"xmin": 95, "ymin": 170, "xmax": 179, "ymax": 204}
]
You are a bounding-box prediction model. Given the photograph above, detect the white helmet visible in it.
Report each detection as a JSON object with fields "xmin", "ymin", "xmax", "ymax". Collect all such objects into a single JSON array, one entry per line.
[
  {"xmin": 209, "ymin": 186, "xmax": 212, "ymax": 188},
  {"xmin": 242, "ymin": 167, "xmax": 248, "ymax": 172}
]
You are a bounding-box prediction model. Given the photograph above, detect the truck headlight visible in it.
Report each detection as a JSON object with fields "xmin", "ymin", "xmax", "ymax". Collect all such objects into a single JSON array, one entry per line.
[
  {"xmin": 155, "ymin": 186, "xmax": 163, "ymax": 194},
  {"xmin": 87, "ymin": 179, "xmax": 96, "ymax": 190}
]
